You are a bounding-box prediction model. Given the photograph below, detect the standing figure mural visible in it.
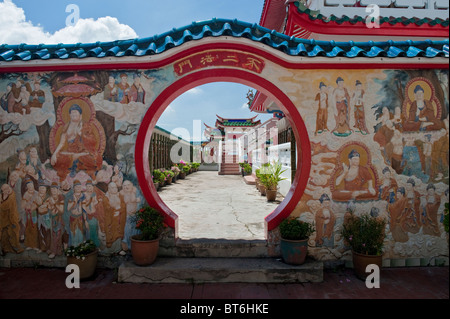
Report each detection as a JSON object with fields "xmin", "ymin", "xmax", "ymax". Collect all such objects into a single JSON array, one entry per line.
[
  {"xmin": 314, "ymin": 194, "xmax": 335, "ymax": 247},
  {"xmin": 0, "ymin": 184, "xmax": 23, "ymax": 255},
  {"xmin": 351, "ymin": 80, "xmax": 369, "ymax": 135},
  {"xmin": 331, "ymin": 77, "xmax": 352, "ymax": 137},
  {"xmin": 315, "ymin": 82, "xmax": 329, "ymax": 135}
]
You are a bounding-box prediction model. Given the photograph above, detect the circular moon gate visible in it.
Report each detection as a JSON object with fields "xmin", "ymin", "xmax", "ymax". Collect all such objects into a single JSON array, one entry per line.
[{"xmin": 135, "ymin": 66, "xmax": 311, "ymax": 238}]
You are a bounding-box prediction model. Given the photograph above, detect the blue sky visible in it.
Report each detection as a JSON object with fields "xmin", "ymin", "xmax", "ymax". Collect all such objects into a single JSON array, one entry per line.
[{"xmin": 0, "ymin": 0, "xmax": 273, "ymax": 140}]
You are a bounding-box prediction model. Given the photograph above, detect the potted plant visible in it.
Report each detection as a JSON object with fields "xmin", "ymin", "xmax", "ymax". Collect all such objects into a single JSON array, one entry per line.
[
  {"xmin": 260, "ymin": 161, "xmax": 286, "ymax": 201},
  {"xmin": 171, "ymin": 165, "xmax": 180, "ymax": 182},
  {"xmin": 243, "ymin": 163, "xmax": 252, "ymax": 176},
  {"xmin": 191, "ymin": 162, "xmax": 200, "ymax": 172},
  {"xmin": 177, "ymin": 160, "xmax": 187, "ymax": 179},
  {"xmin": 164, "ymin": 169, "xmax": 174, "ymax": 185},
  {"xmin": 152, "ymin": 169, "xmax": 165, "ymax": 190},
  {"xmin": 65, "ymin": 239, "xmax": 98, "ymax": 280},
  {"xmin": 130, "ymin": 205, "xmax": 165, "ymax": 266},
  {"xmin": 341, "ymin": 210, "xmax": 387, "ymax": 280},
  {"xmin": 279, "ymin": 217, "xmax": 315, "ymax": 265}
]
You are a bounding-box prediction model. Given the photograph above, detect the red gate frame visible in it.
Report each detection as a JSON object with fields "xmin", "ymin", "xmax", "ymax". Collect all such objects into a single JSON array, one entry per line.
[{"xmin": 134, "ymin": 68, "xmax": 311, "ymax": 238}]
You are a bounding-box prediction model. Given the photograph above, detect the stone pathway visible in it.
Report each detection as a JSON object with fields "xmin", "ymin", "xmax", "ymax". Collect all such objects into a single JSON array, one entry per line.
[{"xmin": 158, "ymin": 171, "xmax": 283, "ymax": 240}]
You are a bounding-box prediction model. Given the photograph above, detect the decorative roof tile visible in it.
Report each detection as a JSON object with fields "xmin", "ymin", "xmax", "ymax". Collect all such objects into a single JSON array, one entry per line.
[{"xmin": 0, "ymin": 18, "xmax": 448, "ymax": 63}]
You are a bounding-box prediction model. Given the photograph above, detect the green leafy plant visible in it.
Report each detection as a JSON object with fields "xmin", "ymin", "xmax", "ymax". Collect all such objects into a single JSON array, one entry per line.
[
  {"xmin": 152, "ymin": 169, "xmax": 165, "ymax": 184},
  {"xmin": 243, "ymin": 163, "xmax": 252, "ymax": 175},
  {"xmin": 182, "ymin": 165, "xmax": 190, "ymax": 174},
  {"xmin": 341, "ymin": 211, "xmax": 386, "ymax": 256},
  {"xmin": 279, "ymin": 217, "xmax": 315, "ymax": 240},
  {"xmin": 260, "ymin": 161, "xmax": 286, "ymax": 190},
  {"xmin": 65, "ymin": 240, "xmax": 97, "ymax": 259},
  {"xmin": 132, "ymin": 206, "xmax": 165, "ymax": 241},
  {"xmin": 164, "ymin": 169, "xmax": 175, "ymax": 178},
  {"xmin": 191, "ymin": 162, "xmax": 200, "ymax": 170}
]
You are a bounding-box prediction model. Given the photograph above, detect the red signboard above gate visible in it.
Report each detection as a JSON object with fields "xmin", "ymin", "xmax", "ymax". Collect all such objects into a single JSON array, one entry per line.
[{"xmin": 174, "ymin": 50, "xmax": 265, "ymax": 76}]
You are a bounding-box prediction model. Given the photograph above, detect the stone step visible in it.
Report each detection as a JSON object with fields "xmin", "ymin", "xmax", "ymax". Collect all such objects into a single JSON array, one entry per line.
[
  {"xmin": 160, "ymin": 238, "xmax": 269, "ymax": 258},
  {"xmin": 117, "ymin": 257, "xmax": 323, "ymax": 284}
]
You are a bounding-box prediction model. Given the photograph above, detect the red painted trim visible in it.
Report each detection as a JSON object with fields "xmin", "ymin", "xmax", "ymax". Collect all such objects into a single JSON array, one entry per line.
[
  {"xmin": 1, "ymin": 42, "xmax": 447, "ymax": 74},
  {"xmin": 287, "ymin": 3, "xmax": 449, "ymax": 38},
  {"xmin": 135, "ymin": 68, "xmax": 311, "ymax": 233}
]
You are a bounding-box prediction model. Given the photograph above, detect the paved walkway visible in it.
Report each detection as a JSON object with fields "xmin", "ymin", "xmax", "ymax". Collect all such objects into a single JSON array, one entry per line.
[
  {"xmin": 0, "ymin": 266, "xmax": 448, "ymax": 300},
  {"xmin": 158, "ymin": 171, "xmax": 282, "ymax": 240}
]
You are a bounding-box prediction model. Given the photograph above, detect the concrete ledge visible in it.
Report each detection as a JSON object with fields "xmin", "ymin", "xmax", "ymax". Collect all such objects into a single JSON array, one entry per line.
[
  {"xmin": 117, "ymin": 257, "xmax": 323, "ymax": 284},
  {"xmin": 244, "ymin": 175, "xmax": 256, "ymax": 185}
]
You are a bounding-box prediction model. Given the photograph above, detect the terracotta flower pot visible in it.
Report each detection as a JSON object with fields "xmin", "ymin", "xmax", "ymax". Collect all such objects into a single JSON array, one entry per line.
[
  {"xmin": 67, "ymin": 249, "xmax": 98, "ymax": 280},
  {"xmin": 259, "ymin": 184, "xmax": 266, "ymax": 196},
  {"xmin": 280, "ymin": 238, "xmax": 308, "ymax": 265},
  {"xmin": 352, "ymin": 250, "xmax": 383, "ymax": 280},
  {"xmin": 266, "ymin": 189, "xmax": 277, "ymax": 201},
  {"xmin": 179, "ymin": 172, "xmax": 186, "ymax": 179},
  {"xmin": 131, "ymin": 235, "xmax": 159, "ymax": 266}
]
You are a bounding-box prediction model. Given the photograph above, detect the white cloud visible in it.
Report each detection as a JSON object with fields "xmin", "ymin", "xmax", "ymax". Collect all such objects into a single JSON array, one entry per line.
[
  {"xmin": 241, "ymin": 102, "xmax": 249, "ymax": 109},
  {"xmin": 184, "ymin": 87, "xmax": 203, "ymax": 95},
  {"xmin": 0, "ymin": 0, "xmax": 138, "ymax": 45}
]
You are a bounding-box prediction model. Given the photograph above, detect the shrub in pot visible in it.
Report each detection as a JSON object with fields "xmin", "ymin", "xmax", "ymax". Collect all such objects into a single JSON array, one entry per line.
[
  {"xmin": 279, "ymin": 217, "xmax": 315, "ymax": 265},
  {"xmin": 341, "ymin": 210, "xmax": 386, "ymax": 280}
]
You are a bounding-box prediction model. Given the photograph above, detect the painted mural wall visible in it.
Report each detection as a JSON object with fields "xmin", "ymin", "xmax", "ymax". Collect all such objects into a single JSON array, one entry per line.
[
  {"xmin": 0, "ymin": 61, "xmax": 448, "ymax": 263},
  {"xmin": 269, "ymin": 67, "xmax": 449, "ymax": 262},
  {"xmin": 0, "ymin": 69, "xmax": 174, "ymax": 258}
]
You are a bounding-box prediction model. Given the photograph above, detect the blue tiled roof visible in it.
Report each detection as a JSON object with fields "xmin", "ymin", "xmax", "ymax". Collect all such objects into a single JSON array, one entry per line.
[{"xmin": 0, "ymin": 18, "xmax": 448, "ymax": 62}]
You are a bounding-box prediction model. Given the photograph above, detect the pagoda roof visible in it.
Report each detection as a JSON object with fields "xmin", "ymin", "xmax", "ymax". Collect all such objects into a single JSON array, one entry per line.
[
  {"xmin": 286, "ymin": 1, "xmax": 449, "ymax": 39},
  {"xmin": 215, "ymin": 115, "xmax": 261, "ymax": 128},
  {"xmin": 1, "ymin": 18, "xmax": 448, "ymax": 64}
]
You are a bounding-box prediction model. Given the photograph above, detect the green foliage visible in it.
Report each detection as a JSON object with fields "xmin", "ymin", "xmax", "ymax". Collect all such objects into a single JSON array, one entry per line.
[
  {"xmin": 152, "ymin": 169, "xmax": 165, "ymax": 184},
  {"xmin": 243, "ymin": 163, "xmax": 252, "ymax": 174},
  {"xmin": 259, "ymin": 161, "xmax": 287, "ymax": 190},
  {"xmin": 279, "ymin": 217, "xmax": 315, "ymax": 240},
  {"xmin": 132, "ymin": 206, "xmax": 165, "ymax": 241},
  {"xmin": 191, "ymin": 162, "xmax": 200, "ymax": 169},
  {"xmin": 164, "ymin": 169, "xmax": 175, "ymax": 178},
  {"xmin": 65, "ymin": 240, "xmax": 97, "ymax": 259},
  {"xmin": 341, "ymin": 212, "xmax": 386, "ymax": 256}
]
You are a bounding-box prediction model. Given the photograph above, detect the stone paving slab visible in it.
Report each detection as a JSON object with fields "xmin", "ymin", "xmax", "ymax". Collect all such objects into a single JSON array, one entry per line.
[
  {"xmin": 117, "ymin": 257, "xmax": 323, "ymax": 284},
  {"xmin": 158, "ymin": 171, "xmax": 283, "ymax": 240}
]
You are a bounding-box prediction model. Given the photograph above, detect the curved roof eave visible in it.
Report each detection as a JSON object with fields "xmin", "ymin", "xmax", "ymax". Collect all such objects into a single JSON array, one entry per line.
[{"xmin": 0, "ymin": 18, "xmax": 448, "ymax": 63}]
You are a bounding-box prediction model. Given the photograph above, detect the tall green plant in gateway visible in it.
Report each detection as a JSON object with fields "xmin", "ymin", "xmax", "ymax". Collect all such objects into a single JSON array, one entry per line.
[{"xmin": 261, "ymin": 160, "xmax": 287, "ymax": 190}]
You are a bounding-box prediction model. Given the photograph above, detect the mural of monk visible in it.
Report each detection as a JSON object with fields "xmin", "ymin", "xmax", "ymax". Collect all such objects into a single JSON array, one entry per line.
[
  {"xmin": 314, "ymin": 194, "xmax": 335, "ymax": 247},
  {"xmin": 36, "ymin": 184, "xmax": 51, "ymax": 253},
  {"xmin": 431, "ymin": 126, "xmax": 449, "ymax": 180},
  {"xmin": 0, "ymin": 184, "xmax": 24, "ymax": 255},
  {"xmin": 314, "ymin": 82, "xmax": 328, "ymax": 134},
  {"xmin": 22, "ymin": 178, "xmax": 39, "ymax": 250},
  {"xmin": 404, "ymin": 178, "xmax": 422, "ymax": 233},
  {"xmin": 46, "ymin": 183, "xmax": 65, "ymax": 258},
  {"xmin": 82, "ymin": 180, "xmax": 100, "ymax": 248},
  {"xmin": 351, "ymin": 80, "xmax": 369, "ymax": 134},
  {"xmin": 403, "ymin": 84, "xmax": 442, "ymax": 132},
  {"xmin": 29, "ymin": 81, "xmax": 45, "ymax": 109},
  {"xmin": 331, "ymin": 77, "xmax": 352, "ymax": 137},
  {"xmin": 421, "ymin": 183, "xmax": 441, "ymax": 236},
  {"xmin": 388, "ymin": 187, "xmax": 409, "ymax": 243},
  {"xmin": 332, "ymin": 149, "xmax": 377, "ymax": 201},
  {"xmin": 378, "ymin": 166, "xmax": 398, "ymax": 203},
  {"xmin": 66, "ymin": 180, "xmax": 86, "ymax": 247},
  {"xmin": 103, "ymin": 182, "xmax": 127, "ymax": 252},
  {"xmin": 117, "ymin": 73, "xmax": 130, "ymax": 104},
  {"xmin": 51, "ymin": 104, "xmax": 102, "ymax": 180},
  {"xmin": 129, "ymin": 74, "xmax": 146, "ymax": 104},
  {"xmin": 103, "ymin": 76, "xmax": 118, "ymax": 102}
]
